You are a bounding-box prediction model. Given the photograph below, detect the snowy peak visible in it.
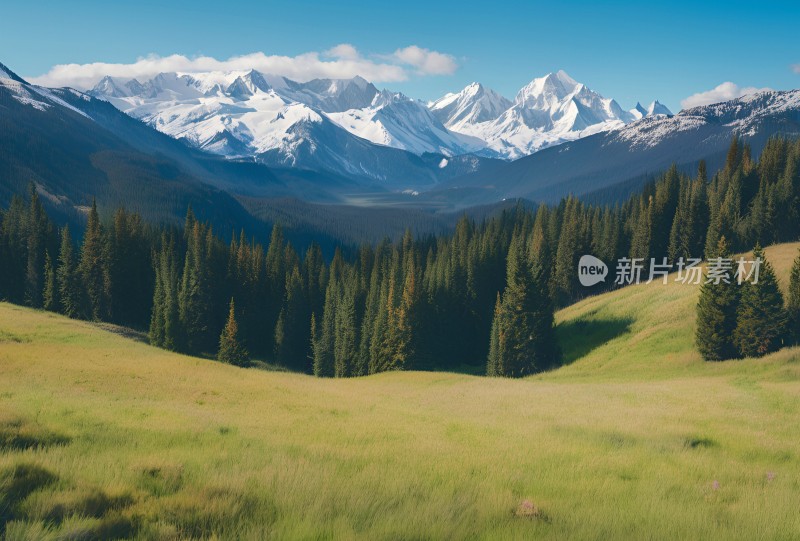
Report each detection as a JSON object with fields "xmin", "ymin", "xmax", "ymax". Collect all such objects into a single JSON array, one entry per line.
[
  {"xmin": 92, "ymin": 76, "xmax": 145, "ymax": 98},
  {"xmin": 0, "ymin": 61, "xmax": 28, "ymax": 84},
  {"xmin": 329, "ymin": 89, "xmax": 487, "ymax": 156},
  {"xmin": 429, "ymin": 82, "xmax": 512, "ymax": 130},
  {"xmin": 647, "ymin": 100, "xmax": 672, "ymax": 116},
  {"xmin": 277, "ymin": 76, "xmax": 379, "ymax": 113},
  {"xmin": 429, "ymin": 70, "xmax": 678, "ymax": 159},
  {"xmin": 515, "ymin": 70, "xmax": 581, "ymax": 107},
  {"xmin": 225, "ymin": 70, "xmax": 272, "ymax": 99},
  {"xmin": 629, "ymin": 100, "xmax": 673, "ymax": 120}
]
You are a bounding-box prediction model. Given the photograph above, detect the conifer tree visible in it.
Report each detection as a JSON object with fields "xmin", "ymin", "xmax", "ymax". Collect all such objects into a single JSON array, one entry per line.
[
  {"xmin": 218, "ymin": 298, "xmax": 248, "ymax": 366},
  {"xmin": 696, "ymin": 236, "xmax": 740, "ymax": 361},
  {"xmin": 179, "ymin": 221, "xmax": 214, "ymax": 353},
  {"xmin": 79, "ymin": 199, "xmax": 110, "ymax": 320},
  {"xmin": 733, "ymin": 245, "xmax": 788, "ymax": 357},
  {"xmin": 788, "ymin": 249, "xmax": 800, "ymax": 344},
  {"xmin": 488, "ymin": 232, "xmax": 560, "ymax": 377},
  {"xmin": 57, "ymin": 226, "xmax": 80, "ymax": 318},
  {"xmin": 553, "ymin": 197, "xmax": 582, "ymax": 304},
  {"xmin": 42, "ymin": 252, "xmax": 57, "ymax": 312},
  {"xmin": 150, "ymin": 235, "xmax": 181, "ymax": 350},
  {"xmin": 333, "ymin": 273, "xmax": 358, "ymax": 377},
  {"xmin": 108, "ymin": 209, "xmax": 151, "ymax": 328},
  {"xmin": 486, "ymin": 293, "xmax": 502, "ymax": 376},
  {"xmin": 274, "ymin": 266, "xmax": 307, "ymax": 370},
  {"xmin": 313, "ymin": 277, "xmax": 337, "ymax": 376},
  {"xmin": 24, "ymin": 185, "xmax": 53, "ymax": 308}
]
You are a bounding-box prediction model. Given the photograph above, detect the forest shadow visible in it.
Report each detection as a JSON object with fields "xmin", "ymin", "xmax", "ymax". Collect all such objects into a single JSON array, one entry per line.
[{"xmin": 556, "ymin": 316, "xmax": 634, "ymax": 366}]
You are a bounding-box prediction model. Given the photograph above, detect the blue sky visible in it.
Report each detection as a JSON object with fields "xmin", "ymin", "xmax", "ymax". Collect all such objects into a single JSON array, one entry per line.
[{"xmin": 3, "ymin": 0, "xmax": 799, "ymax": 111}]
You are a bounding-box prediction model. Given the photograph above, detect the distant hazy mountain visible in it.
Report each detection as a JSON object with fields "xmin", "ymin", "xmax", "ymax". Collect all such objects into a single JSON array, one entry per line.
[{"xmin": 432, "ymin": 89, "xmax": 800, "ymax": 208}]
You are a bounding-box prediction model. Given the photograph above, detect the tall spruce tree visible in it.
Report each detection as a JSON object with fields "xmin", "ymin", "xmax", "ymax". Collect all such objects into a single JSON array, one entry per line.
[
  {"xmin": 733, "ymin": 245, "xmax": 788, "ymax": 357},
  {"xmin": 24, "ymin": 185, "xmax": 54, "ymax": 308},
  {"xmin": 179, "ymin": 221, "xmax": 214, "ymax": 353},
  {"xmin": 274, "ymin": 266, "xmax": 308, "ymax": 370},
  {"xmin": 218, "ymin": 298, "xmax": 248, "ymax": 366},
  {"xmin": 333, "ymin": 272, "xmax": 358, "ymax": 377},
  {"xmin": 696, "ymin": 236, "xmax": 740, "ymax": 361},
  {"xmin": 313, "ymin": 277, "xmax": 337, "ymax": 376},
  {"xmin": 42, "ymin": 252, "xmax": 57, "ymax": 312},
  {"xmin": 56, "ymin": 226, "xmax": 80, "ymax": 318},
  {"xmin": 150, "ymin": 235, "xmax": 181, "ymax": 351},
  {"xmin": 486, "ymin": 293, "xmax": 503, "ymax": 376},
  {"xmin": 788, "ymin": 249, "xmax": 800, "ymax": 344},
  {"xmin": 79, "ymin": 199, "xmax": 110, "ymax": 320},
  {"xmin": 488, "ymin": 231, "xmax": 560, "ymax": 377}
]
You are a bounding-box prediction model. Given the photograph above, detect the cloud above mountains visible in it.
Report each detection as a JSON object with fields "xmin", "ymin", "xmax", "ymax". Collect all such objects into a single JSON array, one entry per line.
[
  {"xmin": 681, "ymin": 82, "xmax": 772, "ymax": 109},
  {"xmin": 28, "ymin": 44, "xmax": 459, "ymax": 89}
]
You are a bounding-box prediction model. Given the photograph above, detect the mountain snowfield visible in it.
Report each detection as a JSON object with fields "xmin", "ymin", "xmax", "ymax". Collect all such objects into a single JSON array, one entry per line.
[
  {"xmin": 3, "ymin": 55, "xmax": 800, "ymax": 214},
  {"xmin": 89, "ymin": 68, "xmax": 672, "ymax": 163},
  {"xmin": 432, "ymin": 71, "xmax": 672, "ymax": 159}
]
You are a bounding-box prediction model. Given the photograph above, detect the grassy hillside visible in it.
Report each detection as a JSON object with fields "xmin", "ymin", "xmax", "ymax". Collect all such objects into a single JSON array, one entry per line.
[
  {"xmin": 552, "ymin": 242, "xmax": 800, "ymax": 381},
  {"xmin": 1, "ymin": 244, "xmax": 799, "ymax": 540}
]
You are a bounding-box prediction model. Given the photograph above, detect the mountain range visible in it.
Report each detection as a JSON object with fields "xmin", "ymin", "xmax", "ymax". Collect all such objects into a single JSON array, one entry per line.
[
  {"xmin": 2, "ymin": 57, "xmax": 800, "ymax": 239},
  {"xmin": 89, "ymin": 68, "xmax": 671, "ymax": 167}
]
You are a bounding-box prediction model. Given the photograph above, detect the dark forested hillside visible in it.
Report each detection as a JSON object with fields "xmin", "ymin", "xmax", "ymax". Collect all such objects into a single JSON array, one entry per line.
[{"xmin": 3, "ymin": 137, "xmax": 799, "ymax": 376}]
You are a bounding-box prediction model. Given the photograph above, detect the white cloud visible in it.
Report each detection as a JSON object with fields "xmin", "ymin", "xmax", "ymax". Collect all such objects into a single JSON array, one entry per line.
[
  {"xmin": 681, "ymin": 82, "xmax": 772, "ymax": 109},
  {"xmin": 391, "ymin": 46, "xmax": 458, "ymax": 75},
  {"xmin": 28, "ymin": 44, "xmax": 459, "ymax": 89},
  {"xmin": 793, "ymin": 63, "xmax": 800, "ymax": 74},
  {"xmin": 324, "ymin": 43, "xmax": 360, "ymax": 61}
]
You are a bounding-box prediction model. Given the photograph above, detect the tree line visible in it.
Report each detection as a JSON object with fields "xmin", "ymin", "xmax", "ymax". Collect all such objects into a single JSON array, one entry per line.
[{"xmin": 1, "ymin": 137, "xmax": 800, "ymax": 374}]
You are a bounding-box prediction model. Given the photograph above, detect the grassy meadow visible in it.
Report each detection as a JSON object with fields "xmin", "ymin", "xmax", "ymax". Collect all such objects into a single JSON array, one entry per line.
[{"xmin": 1, "ymin": 243, "xmax": 800, "ymax": 540}]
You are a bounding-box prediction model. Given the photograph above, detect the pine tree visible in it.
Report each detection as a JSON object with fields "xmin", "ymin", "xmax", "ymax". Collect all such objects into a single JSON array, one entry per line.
[
  {"xmin": 108, "ymin": 209, "xmax": 151, "ymax": 328},
  {"xmin": 488, "ymin": 232, "xmax": 560, "ymax": 377},
  {"xmin": 333, "ymin": 273, "xmax": 358, "ymax": 377},
  {"xmin": 218, "ymin": 298, "xmax": 248, "ymax": 366},
  {"xmin": 179, "ymin": 221, "xmax": 214, "ymax": 353},
  {"xmin": 79, "ymin": 199, "xmax": 110, "ymax": 320},
  {"xmin": 313, "ymin": 277, "xmax": 337, "ymax": 377},
  {"xmin": 149, "ymin": 235, "xmax": 181, "ymax": 350},
  {"xmin": 486, "ymin": 293, "xmax": 502, "ymax": 376},
  {"xmin": 274, "ymin": 266, "xmax": 308, "ymax": 370},
  {"xmin": 733, "ymin": 245, "xmax": 788, "ymax": 357},
  {"xmin": 56, "ymin": 226, "xmax": 80, "ymax": 318},
  {"xmin": 696, "ymin": 237, "xmax": 740, "ymax": 361},
  {"xmin": 24, "ymin": 185, "xmax": 52, "ymax": 308},
  {"xmin": 788, "ymin": 249, "xmax": 800, "ymax": 344},
  {"xmin": 42, "ymin": 252, "xmax": 57, "ymax": 312}
]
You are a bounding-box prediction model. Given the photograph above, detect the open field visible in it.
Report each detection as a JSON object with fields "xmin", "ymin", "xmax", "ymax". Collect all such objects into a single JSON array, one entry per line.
[{"xmin": 1, "ymin": 244, "xmax": 800, "ymax": 540}]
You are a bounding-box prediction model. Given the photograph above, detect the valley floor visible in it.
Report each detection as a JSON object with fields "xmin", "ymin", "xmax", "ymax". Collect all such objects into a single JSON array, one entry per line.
[{"xmin": 1, "ymin": 243, "xmax": 800, "ymax": 540}]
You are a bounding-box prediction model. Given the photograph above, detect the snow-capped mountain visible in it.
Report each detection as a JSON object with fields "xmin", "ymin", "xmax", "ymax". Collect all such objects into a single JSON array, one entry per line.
[
  {"xmin": 90, "ymin": 70, "xmax": 490, "ymax": 167},
  {"xmin": 429, "ymin": 82, "xmax": 513, "ymax": 132},
  {"xmin": 435, "ymin": 88, "xmax": 800, "ymax": 208},
  {"xmin": 429, "ymin": 71, "xmax": 672, "ymax": 159},
  {"xmin": 629, "ymin": 100, "xmax": 672, "ymax": 120},
  {"xmin": 90, "ymin": 67, "xmax": 676, "ymax": 166},
  {"xmin": 267, "ymin": 75, "xmax": 379, "ymax": 112},
  {"xmin": 328, "ymin": 90, "xmax": 486, "ymax": 155}
]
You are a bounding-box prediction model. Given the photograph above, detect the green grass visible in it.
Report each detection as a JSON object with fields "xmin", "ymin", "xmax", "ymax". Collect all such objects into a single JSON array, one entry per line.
[{"xmin": 1, "ymin": 244, "xmax": 799, "ymax": 540}]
